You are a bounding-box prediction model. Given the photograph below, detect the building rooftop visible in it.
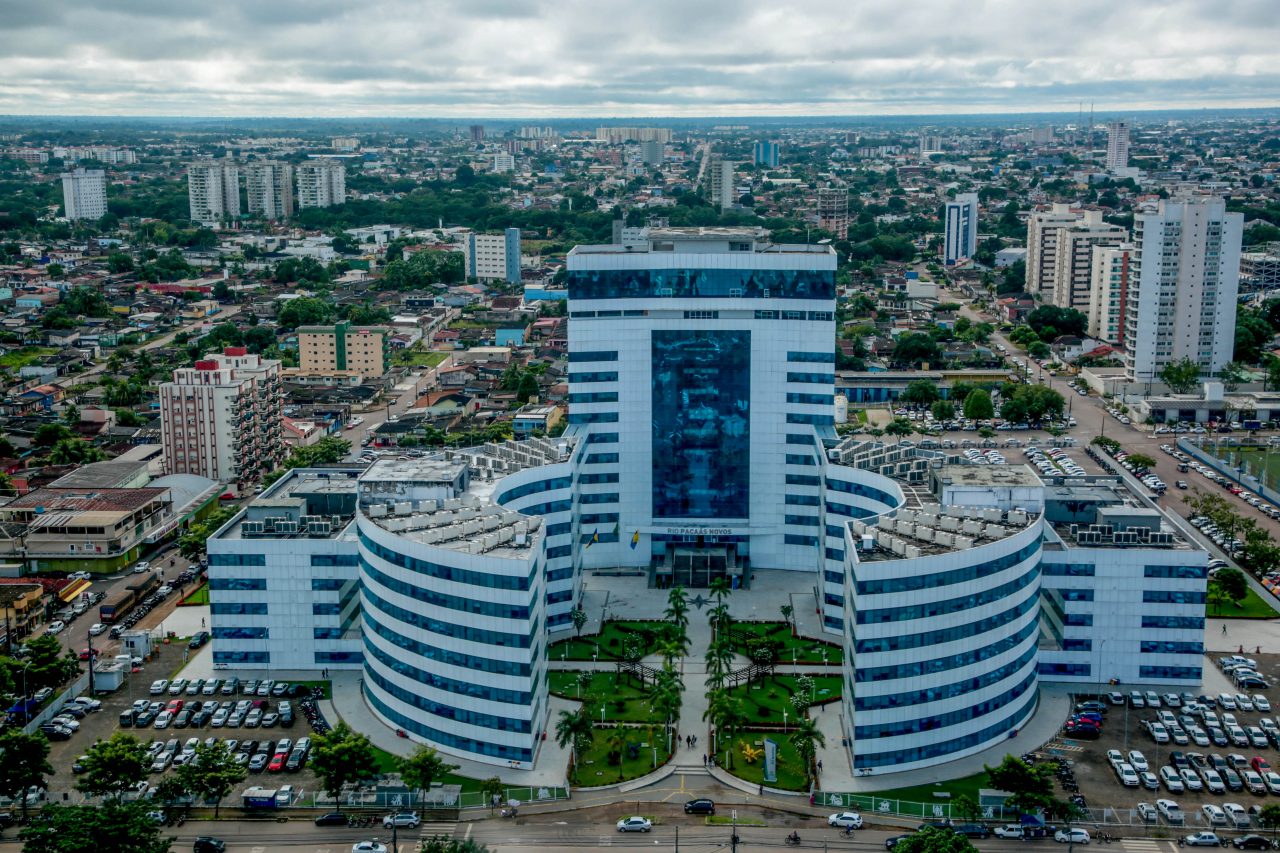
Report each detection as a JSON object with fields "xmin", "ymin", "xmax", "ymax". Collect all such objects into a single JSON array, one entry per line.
[
  {"xmin": 933, "ymin": 464, "xmax": 1044, "ymax": 489},
  {"xmin": 853, "ymin": 502, "xmax": 1038, "ymax": 562},
  {"xmin": 219, "ymin": 468, "xmax": 361, "ymax": 541},
  {"xmin": 5, "ymin": 487, "xmax": 168, "ymax": 514},
  {"xmin": 49, "ymin": 460, "xmax": 150, "ymax": 489}
]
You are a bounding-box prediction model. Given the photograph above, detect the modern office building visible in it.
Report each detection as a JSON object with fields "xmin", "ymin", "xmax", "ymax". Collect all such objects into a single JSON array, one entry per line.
[
  {"xmin": 297, "ymin": 322, "xmax": 389, "ymax": 380},
  {"xmin": 60, "ymin": 168, "xmax": 107, "ymax": 221},
  {"xmin": 464, "ymin": 228, "xmax": 521, "ymax": 284},
  {"xmin": 158, "ymin": 347, "xmax": 285, "ymax": 486},
  {"xmin": 1087, "ymin": 243, "xmax": 1134, "ymax": 344},
  {"xmin": 331, "ymin": 137, "xmax": 360, "ymax": 152},
  {"xmin": 188, "ymin": 160, "xmax": 241, "ymax": 227},
  {"xmin": 753, "ymin": 140, "xmax": 780, "ymax": 168},
  {"xmin": 1025, "ymin": 203, "xmax": 1084, "ymax": 298},
  {"xmin": 943, "ymin": 193, "xmax": 979, "ymax": 266},
  {"xmin": 296, "ymin": 160, "xmax": 346, "ymax": 209},
  {"xmin": 1106, "ymin": 120, "xmax": 1131, "ymax": 172},
  {"xmin": 1048, "ymin": 211, "xmax": 1127, "ymax": 312},
  {"xmin": 244, "ymin": 161, "xmax": 294, "ymax": 220},
  {"xmin": 1125, "ymin": 196, "xmax": 1243, "ymax": 384}
]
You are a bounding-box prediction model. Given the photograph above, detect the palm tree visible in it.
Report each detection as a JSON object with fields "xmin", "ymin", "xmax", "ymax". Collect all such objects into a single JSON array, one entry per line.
[
  {"xmin": 788, "ymin": 716, "xmax": 827, "ymax": 785},
  {"xmin": 709, "ymin": 576, "xmax": 732, "ymax": 608},
  {"xmin": 664, "ymin": 585, "xmax": 689, "ymax": 631},
  {"xmin": 656, "ymin": 631, "xmax": 690, "ymax": 670},
  {"xmin": 554, "ymin": 708, "xmax": 594, "ymax": 782},
  {"xmin": 705, "ymin": 635, "xmax": 735, "ymax": 692},
  {"xmin": 651, "ymin": 666, "xmax": 684, "ymax": 751},
  {"xmin": 606, "ymin": 726, "xmax": 628, "ymax": 781}
]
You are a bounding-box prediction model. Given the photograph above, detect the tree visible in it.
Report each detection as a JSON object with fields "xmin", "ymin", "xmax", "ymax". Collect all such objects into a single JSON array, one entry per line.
[
  {"xmin": 1214, "ymin": 568, "xmax": 1249, "ymax": 605},
  {"xmin": 1091, "ymin": 436, "xmax": 1121, "ymax": 453},
  {"xmin": 32, "ymin": 423, "xmax": 74, "ymax": 447},
  {"xmin": 24, "ymin": 634, "xmax": 78, "ymax": 691},
  {"xmin": 1220, "ymin": 361, "xmax": 1249, "ymax": 392},
  {"xmin": 276, "ymin": 296, "xmax": 334, "ymax": 331},
  {"xmin": 787, "ymin": 716, "xmax": 826, "ymax": 785},
  {"xmin": 779, "ymin": 603, "xmax": 794, "ymax": 630},
  {"xmin": 891, "ymin": 827, "xmax": 978, "ymax": 853},
  {"xmin": 984, "ymin": 754, "xmax": 1054, "ymax": 815},
  {"xmin": 420, "ymin": 840, "xmax": 496, "ymax": 853},
  {"xmin": 479, "ymin": 775, "xmax": 505, "ymax": 813},
  {"xmin": 651, "ymin": 666, "xmax": 684, "ymax": 747},
  {"xmin": 884, "ymin": 417, "xmax": 913, "ymax": 439},
  {"xmin": 0, "ymin": 730, "xmax": 51, "ymax": 821},
  {"xmin": 76, "ymin": 733, "xmax": 150, "ymax": 800},
  {"xmin": 962, "ymin": 389, "xmax": 994, "ymax": 421},
  {"xmin": 931, "ymin": 399, "xmax": 955, "ymax": 421},
  {"xmin": 554, "ymin": 708, "xmax": 593, "ymax": 782},
  {"xmin": 901, "ymin": 380, "xmax": 940, "ymax": 407},
  {"xmin": 175, "ymin": 742, "xmax": 245, "ymax": 817},
  {"xmin": 515, "ymin": 371, "xmax": 539, "ymax": 404},
  {"xmin": 1124, "ymin": 453, "xmax": 1157, "ymax": 472},
  {"xmin": 1160, "ymin": 357, "xmax": 1202, "ymax": 394},
  {"xmin": 310, "ymin": 721, "xmax": 379, "ymax": 811},
  {"xmin": 47, "ymin": 438, "xmax": 107, "ymax": 465},
  {"xmin": 569, "ymin": 607, "xmax": 587, "ymax": 637},
  {"xmin": 398, "ymin": 745, "xmax": 459, "ymax": 802},
  {"xmin": 1258, "ymin": 803, "xmax": 1280, "ymax": 839},
  {"xmin": 664, "ymin": 586, "xmax": 689, "ymax": 632},
  {"xmin": 1027, "ymin": 340, "xmax": 1051, "ymax": 360},
  {"xmin": 106, "ymin": 252, "xmax": 133, "ymax": 274},
  {"xmin": 1027, "ymin": 305, "xmax": 1087, "ymax": 340},
  {"xmin": 953, "ymin": 794, "xmax": 982, "ymax": 823},
  {"xmin": 19, "ymin": 801, "xmax": 172, "ymax": 853},
  {"xmin": 150, "ymin": 775, "xmax": 191, "ymax": 817},
  {"xmin": 892, "ymin": 332, "xmax": 941, "ymax": 366}
]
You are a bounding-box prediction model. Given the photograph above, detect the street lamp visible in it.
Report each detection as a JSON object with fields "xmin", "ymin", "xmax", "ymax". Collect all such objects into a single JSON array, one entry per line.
[{"xmin": 783, "ymin": 708, "xmax": 788, "ymax": 733}]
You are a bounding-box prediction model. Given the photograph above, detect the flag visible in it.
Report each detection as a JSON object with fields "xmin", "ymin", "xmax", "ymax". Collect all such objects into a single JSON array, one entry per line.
[
  {"xmin": 585, "ymin": 528, "xmax": 599, "ymax": 548},
  {"xmin": 630, "ymin": 530, "xmax": 640, "ymax": 550}
]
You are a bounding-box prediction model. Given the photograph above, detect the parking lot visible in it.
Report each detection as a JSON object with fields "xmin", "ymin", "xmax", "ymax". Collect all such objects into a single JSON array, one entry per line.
[{"xmin": 1053, "ymin": 652, "xmax": 1280, "ymax": 835}]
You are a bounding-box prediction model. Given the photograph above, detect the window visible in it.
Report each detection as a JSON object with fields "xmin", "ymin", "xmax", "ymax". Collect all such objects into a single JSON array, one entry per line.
[
  {"xmin": 359, "ymin": 531, "xmax": 535, "ymax": 590},
  {"xmin": 579, "ymin": 512, "xmax": 619, "ymax": 525},
  {"xmin": 568, "ymin": 412, "xmax": 618, "ymax": 424},
  {"xmin": 584, "ymin": 453, "xmax": 619, "ymax": 464},
  {"xmin": 364, "ymin": 564, "xmax": 532, "ymax": 620},
  {"xmin": 568, "ymin": 350, "xmax": 618, "ymax": 362},
  {"xmin": 313, "ymin": 603, "xmax": 341, "ymax": 616},
  {"xmin": 314, "ymin": 628, "xmax": 344, "ymax": 640},
  {"xmin": 208, "ymin": 553, "xmax": 266, "ymax": 567},
  {"xmin": 495, "ymin": 477, "xmax": 573, "ymax": 503},
  {"xmin": 569, "ymin": 371, "xmax": 618, "ymax": 383},
  {"xmin": 1142, "ymin": 615, "xmax": 1204, "ymax": 629},
  {"xmin": 569, "ymin": 268, "xmax": 834, "ymax": 301},
  {"xmin": 311, "ymin": 554, "xmax": 359, "ymax": 567},
  {"xmin": 787, "ymin": 393, "xmax": 835, "ymax": 406},
  {"xmin": 364, "ymin": 688, "xmax": 531, "ymax": 763},
  {"xmin": 858, "ymin": 646, "xmax": 1037, "ymax": 711},
  {"xmin": 364, "ymin": 616, "xmax": 532, "ymax": 676},
  {"xmin": 786, "ymin": 433, "xmax": 816, "ymax": 445},
  {"xmin": 311, "ymin": 578, "xmax": 347, "ymax": 591},
  {"xmin": 212, "ymin": 627, "xmax": 268, "ymax": 640},
  {"xmin": 856, "ymin": 541, "xmax": 1039, "ymax": 595},
  {"xmin": 784, "ymin": 534, "xmax": 818, "ymax": 547},
  {"xmin": 586, "ymin": 432, "xmax": 618, "ymax": 444},
  {"xmin": 786, "ymin": 454, "xmax": 817, "ymax": 466},
  {"xmin": 858, "ymin": 566, "xmax": 1039, "ymax": 624},
  {"xmin": 787, "ymin": 372, "xmax": 835, "ymax": 384},
  {"xmin": 1144, "ymin": 564, "xmax": 1208, "ymax": 579},
  {"xmin": 825, "ymin": 547, "xmax": 845, "ymax": 561},
  {"xmin": 211, "ymin": 602, "xmax": 268, "ymax": 615},
  {"xmin": 1041, "ymin": 563, "xmax": 1095, "ymax": 577},
  {"xmin": 857, "ymin": 692, "xmax": 1037, "ymax": 769},
  {"xmin": 1062, "ymin": 638, "xmax": 1092, "ymax": 652},
  {"xmin": 1139, "ymin": 665, "xmax": 1202, "ymax": 680},
  {"xmin": 1140, "ymin": 640, "xmax": 1204, "ymax": 655},
  {"xmin": 1143, "ymin": 590, "xmax": 1206, "ymax": 604},
  {"xmin": 579, "ymin": 492, "xmax": 618, "ymax": 504},
  {"xmin": 785, "ymin": 514, "xmax": 820, "ymax": 526},
  {"xmin": 208, "ymin": 577, "xmax": 267, "ymax": 591},
  {"xmin": 786, "ymin": 474, "xmax": 821, "ymax": 486},
  {"xmin": 568, "ymin": 392, "xmax": 619, "ymax": 404},
  {"xmin": 213, "ymin": 651, "xmax": 270, "ymax": 664},
  {"xmin": 787, "ymin": 412, "xmax": 834, "ymax": 425},
  {"xmin": 788, "ymin": 351, "xmax": 835, "ymax": 363},
  {"xmin": 578, "ymin": 472, "xmax": 619, "ymax": 484},
  {"xmin": 856, "ymin": 672, "xmax": 1035, "ymax": 738},
  {"xmin": 363, "ymin": 589, "xmax": 535, "ymax": 648}
]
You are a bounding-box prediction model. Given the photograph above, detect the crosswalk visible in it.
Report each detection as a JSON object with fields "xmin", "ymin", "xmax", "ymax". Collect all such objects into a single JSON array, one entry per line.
[
  {"xmin": 1120, "ymin": 838, "xmax": 1170, "ymax": 853},
  {"xmin": 418, "ymin": 819, "xmax": 458, "ymax": 841}
]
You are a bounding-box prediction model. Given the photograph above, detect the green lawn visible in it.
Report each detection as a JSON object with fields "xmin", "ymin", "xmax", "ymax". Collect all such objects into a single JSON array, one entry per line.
[
  {"xmin": 1214, "ymin": 586, "xmax": 1280, "ymax": 619},
  {"xmin": 178, "ymin": 582, "xmax": 208, "ymax": 606},
  {"xmin": 393, "ymin": 348, "xmax": 450, "ymax": 369},
  {"xmin": 718, "ymin": 731, "xmax": 808, "ymax": 791},
  {"xmin": 0, "ymin": 347, "xmax": 57, "ymax": 369},
  {"xmin": 868, "ymin": 770, "xmax": 990, "ymax": 804},
  {"xmin": 368, "ymin": 744, "xmax": 483, "ymax": 792},
  {"xmin": 576, "ymin": 727, "xmax": 671, "ymax": 786},
  {"xmin": 548, "ymin": 671, "xmax": 666, "ymax": 724},
  {"xmin": 548, "ymin": 620, "xmax": 674, "ymax": 662},
  {"xmin": 728, "ymin": 622, "xmax": 844, "ymax": 665},
  {"xmin": 728, "ymin": 674, "xmax": 843, "ymax": 725}
]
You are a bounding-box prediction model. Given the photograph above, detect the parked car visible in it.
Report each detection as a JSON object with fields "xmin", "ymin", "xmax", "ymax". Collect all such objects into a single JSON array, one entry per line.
[
  {"xmin": 684, "ymin": 799, "xmax": 715, "ymax": 815},
  {"xmin": 617, "ymin": 817, "xmax": 652, "ymax": 833},
  {"xmin": 1055, "ymin": 829, "xmax": 1090, "ymax": 844}
]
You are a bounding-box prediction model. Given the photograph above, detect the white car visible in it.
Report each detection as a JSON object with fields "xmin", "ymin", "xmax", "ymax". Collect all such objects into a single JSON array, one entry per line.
[
  {"xmin": 1202, "ymin": 804, "xmax": 1228, "ymax": 827},
  {"xmin": 995, "ymin": 825, "xmax": 1027, "ymax": 839},
  {"xmin": 1107, "ymin": 749, "xmax": 1124, "ymax": 765},
  {"xmin": 1116, "ymin": 763, "xmax": 1139, "ymax": 787},
  {"xmin": 1256, "ymin": 696, "xmax": 1272, "ymax": 713},
  {"xmin": 1184, "ymin": 833, "xmax": 1222, "ymax": 847},
  {"xmin": 44, "ymin": 620, "xmax": 65, "ymax": 635},
  {"xmin": 1128, "ymin": 750, "xmax": 1150, "ymax": 773},
  {"xmin": 382, "ymin": 812, "xmax": 420, "ymax": 829},
  {"xmin": 1220, "ymin": 693, "xmax": 1239, "ymax": 710},
  {"xmin": 617, "ymin": 816, "xmax": 653, "ymax": 833},
  {"xmin": 828, "ymin": 812, "xmax": 863, "ymax": 829},
  {"xmin": 351, "ymin": 844, "xmax": 388, "ymax": 853},
  {"xmin": 1055, "ymin": 828, "xmax": 1090, "ymax": 844},
  {"xmin": 1179, "ymin": 768, "xmax": 1204, "ymax": 791},
  {"xmin": 88, "ymin": 623, "xmax": 106, "ymax": 636},
  {"xmin": 1160, "ymin": 766, "xmax": 1185, "ymax": 792},
  {"xmin": 1237, "ymin": 694, "xmax": 1256, "ymax": 712}
]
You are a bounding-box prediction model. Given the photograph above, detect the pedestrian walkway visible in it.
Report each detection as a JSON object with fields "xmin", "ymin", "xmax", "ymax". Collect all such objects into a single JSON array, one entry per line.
[{"xmin": 417, "ymin": 818, "xmax": 457, "ymax": 841}]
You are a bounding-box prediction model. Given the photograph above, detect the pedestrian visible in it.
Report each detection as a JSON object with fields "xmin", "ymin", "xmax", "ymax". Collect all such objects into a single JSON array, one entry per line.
[
  {"xmin": 818, "ymin": 760, "xmax": 823, "ymax": 772},
  {"xmin": 702, "ymin": 753, "xmax": 707, "ymax": 766},
  {"xmin": 1223, "ymin": 623, "xmax": 1228, "ymax": 634},
  {"xmin": 759, "ymin": 784, "xmax": 763, "ymax": 795},
  {"xmin": 201, "ymin": 618, "xmax": 206, "ymax": 628},
  {"xmin": 1257, "ymin": 646, "xmax": 1262, "ymax": 655}
]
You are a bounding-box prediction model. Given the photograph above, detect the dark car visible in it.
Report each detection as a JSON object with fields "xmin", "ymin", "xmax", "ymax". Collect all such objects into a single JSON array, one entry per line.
[
  {"xmin": 1170, "ymin": 751, "xmax": 1189, "ymax": 768},
  {"xmin": 193, "ymin": 839, "xmax": 226, "ymax": 853},
  {"xmin": 954, "ymin": 824, "xmax": 991, "ymax": 839},
  {"xmin": 280, "ymin": 709, "xmax": 295, "ymax": 728},
  {"xmin": 189, "ymin": 632, "xmax": 209, "ymax": 650},
  {"xmin": 1075, "ymin": 701, "xmax": 1107, "ymax": 715},
  {"xmin": 684, "ymin": 798, "xmax": 715, "ymax": 815},
  {"xmin": 314, "ymin": 812, "xmax": 348, "ymax": 827},
  {"xmin": 886, "ymin": 837, "xmax": 910, "ymax": 850},
  {"xmin": 285, "ymin": 750, "xmax": 306, "ymax": 772},
  {"xmin": 1223, "ymin": 768, "xmax": 1245, "ymax": 791},
  {"xmin": 134, "ymin": 710, "xmax": 156, "ymax": 727},
  {"xmin": 1234, "ymin": 836, "xmax": 1272, "ymax": 850},
  {"xmin": 119, "ymin": 709, "xmax": 135, "ymax": 728},
  {"xmin": 174, "ymin": 709, "xmax": 192, "ymax": 728}
]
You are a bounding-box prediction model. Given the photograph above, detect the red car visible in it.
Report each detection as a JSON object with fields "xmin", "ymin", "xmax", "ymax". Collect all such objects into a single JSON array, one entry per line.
[
  {"xmin": 166, "ymin": 699, "xmax": 184, "ymax": 714},
  {"xmin": 1252, "ymin": 756, "xmax": 1272, "ymax": 774},
  {"xmin": 77, "ymin": 648, "xmax": 94, "ymax": 661},
  {"xmin": 268, "ymin": 753, "xmax": 287, "ymax": 772}
]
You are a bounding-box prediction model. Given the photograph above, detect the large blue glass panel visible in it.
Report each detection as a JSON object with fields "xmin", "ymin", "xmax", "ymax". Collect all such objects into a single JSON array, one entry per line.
[
  {"xmin": 570, "ymin": 268, "xmax": 834, "ymax": 301},
  {"xmin": 652, "ymin": 330, "xmax": 750, "ymax": 519}
]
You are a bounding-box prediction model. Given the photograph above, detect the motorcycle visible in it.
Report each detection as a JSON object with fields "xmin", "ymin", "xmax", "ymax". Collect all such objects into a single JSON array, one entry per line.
[{"xmin": 785, "ymin": 833, "xmax": 802, "ymax": 847}]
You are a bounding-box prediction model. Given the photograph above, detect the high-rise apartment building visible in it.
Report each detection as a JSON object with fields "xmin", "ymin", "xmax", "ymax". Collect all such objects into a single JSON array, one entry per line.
[
  {"xmin": 158, "ymin": 347, "xmax": 285, "ymax": 486},
  {"xmin": 1106, "ymin": 120, "xmax": 1131, "ymax": 172},
  {"xmin": 1087, "ymin": 243, "xmax": 1134, "ymax": 345},
  {"xmin": 1125, "ymin": 196, "xmax": 1243, "ymax": 384},
  {"xmin": 468, "ymin": 124, "xmax": 485, "ymax": 142},
  {"xmin": 187, "ymin": 161, "xmax": 241, "ymax": 227},
  {"xmin": 331, "ymin": 137, "xmax": 360, "ymax": 152},
  {"xmin": 817, "ymin": 187, "xmax": 849, "ymax": 239},
  {"xmin": 595, "ymin": 127, "xmax": 672, "ymax": 144},
  {"xmin": 464, "ymin": 228, "xmax": 521, "ymax": 284},
  {"xmin": 60, "ymin": 168, "xmax": 107, "ymax": 221},
  {"xmin": 244, "ymin": 161, "xmax": 294, "ymax": 221},
  {"xmin": 753, "ymin": 140, "xmax": 780, "ymax": 168},
  {"xmin": 639, "ymin": 139, "xmax": 663, "ymax": 167},
  {"xmin": 1048, "ymin": 211, "xmax": 1127, "ymax": 312},
  {"xmin": 943, "ymin": 193, "xmax": 979, "ymax": 265},
  {"xmin": 296, "ymin": 160, "xmax": 346, "ymax": 209},
  {"xmin": 1026, "ymin": 203, "xmax": 1084, "ymax": 297},
  {"xmin": 704, "ymin": 154, "xmax": 736, "ymax": 210},
  {"xmin": 492, "ymin": 152, "xmax": 515, "ymax": 173},
  {"xmin": 297, "ymin": 322, "xmax": 389, "ymax": 379}
]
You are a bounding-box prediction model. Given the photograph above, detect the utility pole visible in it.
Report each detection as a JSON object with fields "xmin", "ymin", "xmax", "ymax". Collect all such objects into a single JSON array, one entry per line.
[{"xmin": 731, "ymin": 809, "xmax": 739, "ymax": 853}]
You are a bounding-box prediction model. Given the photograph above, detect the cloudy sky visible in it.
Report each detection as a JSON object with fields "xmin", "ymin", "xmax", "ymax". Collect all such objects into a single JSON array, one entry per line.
[{"xmin": 2, "ymin": 0, "xmax": 1277, "ymax": 117}]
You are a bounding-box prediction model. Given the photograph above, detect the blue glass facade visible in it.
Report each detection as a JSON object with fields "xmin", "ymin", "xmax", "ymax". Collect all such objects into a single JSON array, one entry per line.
[
  {"xmin": 652, "ymin": 329, "xmax": 751, "ymax": 519},
  {"xmin": 569, "ymin": 267, "xmax": 834, "ymax": 301}
]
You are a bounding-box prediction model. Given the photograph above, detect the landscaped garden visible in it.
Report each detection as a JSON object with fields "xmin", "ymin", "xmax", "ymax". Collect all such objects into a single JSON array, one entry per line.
[
  {"xmin": 548, "ymin": 671, "xmax": 666, "ymax": 724},
  {"xmin": 728, "ymin": 621, "xmax": 843, "ymax": 665},
  {"xmin": 716, "ymin": 730, "xmax": 809, "ymax": 791},
  {"xmin": 727, "ymin": 674, "xmax": 842, "ymax": 725},
  {"xmin": 548, "ymin": 619, "xmax": 674, "ymax": 661},
  {"xmin": 576, "ymin": 724, "xmax": 673, "ymax": 786}
]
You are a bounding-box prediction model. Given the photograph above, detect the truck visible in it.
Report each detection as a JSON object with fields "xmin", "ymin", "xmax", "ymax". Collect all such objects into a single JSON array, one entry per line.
[
  {"xmin": 98, "ymin": 574, "xmax": 159, "ymax": 623},
  {"xmin": 241, "ymin": 786, "xmax": 279, "ymax": 810},
  {"xmin": 1245, "ymin": 420, "xmax": 1262, "ymax": 432}
]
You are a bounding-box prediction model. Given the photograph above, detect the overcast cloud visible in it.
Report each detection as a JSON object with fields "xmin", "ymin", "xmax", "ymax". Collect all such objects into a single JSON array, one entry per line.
[{"xmin": 0, "ymin": 0, "xmax": 1276, "ymax": 116}]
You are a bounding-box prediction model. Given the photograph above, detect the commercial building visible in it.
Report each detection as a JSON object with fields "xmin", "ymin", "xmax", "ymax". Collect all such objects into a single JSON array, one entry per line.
[
  {"xmin": 469, "ymin": 125, "xmax": 485, "ymax": 143},
  {"xmin": 297, "ymin": 322, "xmax": 390, "ymax": 380},
  {"xmin": 1048, "ymin": 211, "xmax": 1127, "ymax": 312},
  {"xmin": 943, "ymin": 193, "xmax": 979, "ymax": 266},
  {"xmin": 1106, "ymin": 120, "xmax": 1131, "ymax": 172},
  {"xmin": 1125, "ymin": 196, "xmax": 1243, "ymax": 383},
  {"xmin": 60, "ymin": 168, "xmax": 107, "ymax": 221},
  {"xmin": 244, "ymin": 161, "xmax": 294, "ymax": 220},
  {"xmin": 332, "ymin": 137, "xmax": 360, "ymax": 152},
  {"xmin": 1241, "ymin": 249, "xmax": 1280, "ymax": 292},
  {"xmin": 188, "ymin": 160, "xmax": 241, "ymax": 227},
  {"xmin": 1087, "ymin": 243, "xmax": 1134, "ymax": 345},
  {"xmin": 296, "ymin": 160, "xmax": 346, "ymax": 209},
  {"xmin": 158, "ymin": 347, "xmax": 285, "ymax": 486},
  {"xmin": 1025, "ymin": 203, "xmax": 1084, "ymax": 298},
  {"xmin": 752, "ymin": 140, "xmax": 780, "ymax": 168},
  {"xmin": 464, "ymin": 229, "xmax": 521, "ymax": 284}
]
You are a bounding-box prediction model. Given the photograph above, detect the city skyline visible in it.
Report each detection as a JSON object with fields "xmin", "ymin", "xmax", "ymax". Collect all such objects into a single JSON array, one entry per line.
[{"xmin": 2, "ymin": 0, "xmax": 1277, "ymax": 118}]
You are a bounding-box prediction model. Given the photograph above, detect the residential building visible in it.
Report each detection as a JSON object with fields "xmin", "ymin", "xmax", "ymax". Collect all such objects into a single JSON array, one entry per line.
[
  {"xmin": 817, "ymin": 186, "xmax": 849, "ymax": 239},
  {"xmin": 331, "ymin": 137, "xmax": 360, "ymax": 152},
  {"xmin": 1106, "ymin": 120, "xmax": 1131, "ymax": 172},
  {"xmin": 1049, "ymin": 211, "xmax": 1127, "ymax": 312},
  {"xmin": 464, "ymin": 229, "xmax": 521, "ymax": 284},
  {"xmin": 1125, "ymin": 196, "xmax": 1243, "ymax": 383},
  {"xmin": 469, "ymin": 125, "xmax": 485, "ymax": 142},
  {"xmin": 60, "ymin": 168, "xmax": 107, "ymax": 222},
  {"xmin": 943, "ymin": 193, "xmax": 979, "ymax": 266},
  {"xmin": 511, "ymin": 403, "xmax": 563, "ymax": 435},
  {"xmin": 1025, "ymin": 203, "xmax": 1083, "ymax": 297},
  {"xmin": 595, "ymin": 127, "xmax": 671, "ymax": 144},
  {"xmin": 296, "ymin": 160, "xmax": 346, "ymax": 209},
  {"xmin": 1087, "ymin": 243, "xmax": 1134, "ymax": 345},
  {"xmin": 297, "ymin": 322, "xmax": 390, "ymax": 379},
  {"xmin": 639, "ymin": 139, "xmax": 663, "ymax": 167},
  {"xmin": 244, "ymin": 161, "xmax": 294, "ymax": 220},
  {"xmin": 187, "ymin": 160, "xmax": 241, "ymax": 227},
  {"xmin": 492, "ymin": 152, "xmax": 515, "ymax": 174},
  {"xmin": 705, "ymin": 154, "xmax": 736, "ymax": 210},
  {"xmin": 158, "ymin": 347, "xmax": 285, "ymax": 486},
  {"xmin": 0, "ymin": 487, "xmax": 174, "ymax": 573},
  {"xmin": 752, "ymin": 140, "xmax": 780, "ymax": 168}
]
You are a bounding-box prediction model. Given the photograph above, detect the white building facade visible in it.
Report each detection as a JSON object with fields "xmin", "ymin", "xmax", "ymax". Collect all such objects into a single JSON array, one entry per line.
[
  {"xmin": 297, "ymin": 160, "xmax": 346, "ymax": 209},
  {"xmin": 464, "ymin": 229, "xmax": 521, "ymax": 284},
  {"xmin": 60, "ymin": 168, "xmax": 107, "ymax": 222},
  {"xmin": 1087, "ymin": 243, "xmax": 1134, "ymax": 345},
  {"xmin": 245, "ymin": 162, "xmax": 294, "ymax": 220},
  {"xmin": 943, "ymin": 193, "xmax": 979, "ymax": 266},
  {"xmin": 1049, "ymin": 212, "xmax": 1128, "ymax": 312},
  {"xmin": 188, "ymin": 161, "xmax": 241, "ymax": 227},
  {"xmin": 1106, "ymin": 120, "xmax": 1131, "ymax": 172}
]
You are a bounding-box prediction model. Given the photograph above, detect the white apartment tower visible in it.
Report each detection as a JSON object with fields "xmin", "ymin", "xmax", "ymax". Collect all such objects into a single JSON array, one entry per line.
[
  {"xmin": 244, "ymin": 162, "xmax": 294, "ymax": 220},
  {"xmin": 1125, "ymin": 196, "xmax": 1243, "ymax": 384},
  {"xmin": 60, "ymin": 168, "xmax": 107, "ymax": 221},
  {"xmin": 1087, "ymin": 243, "xmax": 1134, "ymax": 345},
  {"xmin": 1049, "ymin": 211, "xmax": 1127, "ymax": 313},
  {"xmin": 943, "ymin": 193, "xmax": 979, "ymax": 265},
  {"xmin": 706, "ymin": 154, "xmax": 736, "ymax": 211},
  {"xmin": 492, "ymin": 152, "xmax": 516, "ymax": 174},
  {"xmin": 159, "ymin": 347, "xmax": 285, "ymax": 486},
  {"xmin": 296, "ymin": 160, "xmax": 346, "ymax": 209},
  {"xmin": 1106, "ymin": 121, "xmax": 1131, "ymax": 172},
  {"xmin": 1026, "ymin": 204, "xmax": 1084, "ymax": 298},
  {"xmin": 187, "ymin": 161, "xmax": 241, "ymax": 227}
]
